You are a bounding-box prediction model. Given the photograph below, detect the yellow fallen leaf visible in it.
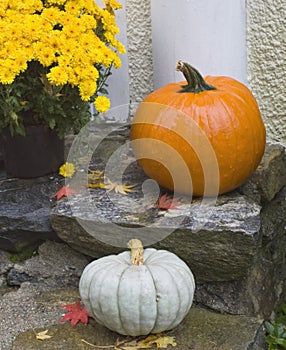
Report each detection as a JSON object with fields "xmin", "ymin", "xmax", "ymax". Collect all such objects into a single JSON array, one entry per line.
[
  {"xmin": 105, "ymin": 179, "xmax": 137, "ymax": 195},
  {"xmin": 88, "ymin": 182, "xmax": 105, "ymax": 189},
  {"xmin": 139, "ymin": 334, "xmax": 177, "ymax": 349},
  {"xmin": 36, "ymin": 329, "xmax": 52, "ymax": 341},
  {"xmin": 81, "ymin": 334, "xmax": 176, "ymax": 349},
  {"xmin": 88, "ymin": 170, "xmax": 104, "ymax": 182}
]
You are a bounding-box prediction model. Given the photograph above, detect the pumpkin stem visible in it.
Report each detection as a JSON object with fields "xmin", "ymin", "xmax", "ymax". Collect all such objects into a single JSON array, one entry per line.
[
  {"xmin": 128, "ymin": 239, "xmax": 144, "ymax": 266},
  {"xmin": 176, "ymin": 61, "xmax": 216, "ymax": 93}
]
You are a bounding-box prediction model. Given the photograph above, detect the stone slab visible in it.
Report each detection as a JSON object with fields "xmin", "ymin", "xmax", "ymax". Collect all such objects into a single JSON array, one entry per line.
[
  {"xmin": 51, "ymin": 192, "xmax": 261, "ymax": 282},
  {"xmin": 239, "ymin": 141, "xmax": 286, "ymax": 203},
  {"xmin": 11, "ymin": 303, "xmax": 265, "ymax": 350},
  {"xmin": 6, "ymin": 241, "xmax": 90, "ymax": 288},
  {"xmin": 0, "ymin": 176, "xmax": 62, "ymax": 252}
]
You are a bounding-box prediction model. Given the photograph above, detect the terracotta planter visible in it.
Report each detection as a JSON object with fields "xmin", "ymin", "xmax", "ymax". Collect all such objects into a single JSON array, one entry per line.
[{"xmin": 1, "ymin": 125, "xmax": 64, "ymax": 178}]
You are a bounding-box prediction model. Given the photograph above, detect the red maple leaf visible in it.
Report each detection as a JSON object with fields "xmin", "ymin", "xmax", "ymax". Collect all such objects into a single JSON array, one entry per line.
[
  {"xmin": 54, "ymin": 185, "xmax": 79, "ymax": 200},
  {"xmin": 156, "ymin": 193, "xmax": 181, "ymax": 210},
  {"xmin": 59, "ymin": 300, "xmax": 90, "ymax": 327}
]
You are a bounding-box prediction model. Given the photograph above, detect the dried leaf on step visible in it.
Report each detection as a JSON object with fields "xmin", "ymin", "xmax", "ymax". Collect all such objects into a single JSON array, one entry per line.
[
  {"xmin": 139, "ymin": 334, "xmax": 177, "ymax": 348},
  {"xmin": 60, "ymin": 300, "xmax": 90, "ymax": 327},
  {"xmin": 54, "ymin": 185, "xmax": 79, "ymax": 200},
  {"xmin": 115, "ymin": 337, "xmax": 150, "ymax": 349},
  {"xmin": 88, "ymin": 182, "xmax": 105, "ymax": 189},
  {"xmin": 36, "ymin": 330, "xmax": 52, "ymax": 341},
  {"xmin": 88, "ymin": 169, "xmax": 104, "ymax": 182},
  {"xmin": 105, "ymin": 179, "xmax": 137, "ymax": 195},
  {"xmin": 156, "ymin": 193, "xmax": 181, "ymax": 210}
]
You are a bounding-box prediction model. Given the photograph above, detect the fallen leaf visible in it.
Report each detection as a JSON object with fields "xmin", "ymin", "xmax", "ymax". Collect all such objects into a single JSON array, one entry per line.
[
  {"xmin": 88, "ymin": 182, "xmax": 105, "ymax": 189},
  {"xmin": 54, "ymin": 185, "xmax": 79, "ymax": 200},
  {"xmin": 156, "ymin": 194, "xmax": 181, "ymax": 210},
  {"xmin": 140, "ymin": 334, "xmax": 177, "ymax": 348},
  {"xmin": 105, "ymin": 179, "xmax": 137, "ymax": 195},
  {"xmin": 81, "ymin": 334, "xmax": 177, "ymax": 349},
  {"xmin": 88, "ymin": 169, "xmax": 104, "ymax": 182},
  {"xmin": 60, "ymin": 300, "xmax": 90, "ymax": 327},
  {"xmin": 36, "ymin": 329, "xmax": 52, "ymax": 341}
]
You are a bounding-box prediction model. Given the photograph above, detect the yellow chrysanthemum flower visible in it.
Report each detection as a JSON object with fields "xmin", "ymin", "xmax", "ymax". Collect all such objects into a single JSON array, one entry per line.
[
  {"xmin": 59, "ymin": 162, "xmax": 76, "ymax": 178},
  {"xmin": 47, "ymin": 66, "xmax": 69, "ymax": 86},
  {"xmin": 103, "ymin": 0, "xmax": 123, "ymax": 10},
  {"xmin": 79, "ymin": 80, "xmax": 97, "ymax": 101},
  {"xmin": 94, "ymin": 95, "xmax": 111, "ymax": 113}
]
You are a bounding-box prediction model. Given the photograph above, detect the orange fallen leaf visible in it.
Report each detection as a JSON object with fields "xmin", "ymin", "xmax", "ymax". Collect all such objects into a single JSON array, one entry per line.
[{"xmin": 54, "ymin": 185, "xmax": 79, "ymax": 200}]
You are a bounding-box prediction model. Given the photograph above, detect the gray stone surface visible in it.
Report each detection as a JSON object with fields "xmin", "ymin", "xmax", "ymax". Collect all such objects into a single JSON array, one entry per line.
[
  {"xmin": 11, "ymin": 306, "xmax": 265, "ymax": 350},
  {"xmin": 0, "ymin": 250, "xmax": 13, "ymax": 287},
  {"xmin": 6, "ymin": 241, "xmax": 90, "ymax": 288},
  {"xmin": 239, "ymin": 141, "xmax": 286, "ymax": 203},
  {"xmin": 0, "ymin": 176, "xmax": 62, "ymax": 252},
  {"xmin": 51, "ymin": 192, "xmax": 261, "ymax": 282}
]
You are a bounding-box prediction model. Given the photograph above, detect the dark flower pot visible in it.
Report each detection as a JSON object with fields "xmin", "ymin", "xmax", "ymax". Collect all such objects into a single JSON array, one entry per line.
[{"xmin": 1, "ymin": 125, "xmax": 64, "ymax": 178}]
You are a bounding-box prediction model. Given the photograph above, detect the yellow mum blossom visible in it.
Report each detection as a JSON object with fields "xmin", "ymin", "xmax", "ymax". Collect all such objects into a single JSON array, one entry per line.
[
  {"xmin": 46, "ymin": 0, "xmax": 66, "ymax": 6},
  {"xmin": 33, "ymin": 45, "xmax": 56, "ymax": 67},
  {"xmin": 47, "ymin": 66, "xmax": 69, "ymax": 86},
  {"xmin": 94, "ymin": 96, "xmax": 111, "ymax": 113},
  {"xmin": 0, "ymin": 68, "xmax": 16, "ymax": 84},
  {"xmin": 59, "ymin": 162, "xmax": 76, "ymax": 178},
  {"xmin": 79, "ymin": 80, "xmax": 97, "ymax": 101},
  {"xmin": 41, "ymin": 7, "xmax": 61, "ymax": 26},
  {"xmin": 103, "ymin": 0, "xmax": 123, "ymax": 10}
]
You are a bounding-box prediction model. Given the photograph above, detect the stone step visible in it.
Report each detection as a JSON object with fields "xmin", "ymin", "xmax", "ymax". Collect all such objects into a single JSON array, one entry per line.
[
  {"xmin": 50, "ymin": 136, "xmax": 286, "ymax": 319},
  {"xmin": 12, "ymin": 305, "xmax": 265, "ymax": 350}
]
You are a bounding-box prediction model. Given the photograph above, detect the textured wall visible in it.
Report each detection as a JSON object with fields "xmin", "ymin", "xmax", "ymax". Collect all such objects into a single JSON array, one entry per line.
[
  {"xmin": 125, "ymin": 0, "xmax": 153, "ymax": 115},
  {"xmin": 247, "ymin": 0, "xmax": 286, "ymax": 144}
]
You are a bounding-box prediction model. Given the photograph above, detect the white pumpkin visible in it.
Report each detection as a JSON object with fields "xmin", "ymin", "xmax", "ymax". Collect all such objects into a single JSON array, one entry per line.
[{"xmin": 79, "ymin": 239, "xmax": 195, "ymax": 336}]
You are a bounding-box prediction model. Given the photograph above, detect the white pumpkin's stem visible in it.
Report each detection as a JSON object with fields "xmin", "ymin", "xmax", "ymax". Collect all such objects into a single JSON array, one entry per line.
[{"xmin": 128, "ymin": 239, "xmax": 144, "ymax": 266}]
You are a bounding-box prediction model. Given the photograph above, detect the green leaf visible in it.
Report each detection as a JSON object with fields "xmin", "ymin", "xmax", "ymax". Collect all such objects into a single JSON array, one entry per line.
[
  {"xmin": 277, "ymin": 324, "xmax": 286, "ymax": 337},
  {"xmin": 49, "ymin": 118, "xmax": 56, "ymax": 129},
  {"xmin": 280, "ymin": 304, "xmax": 286, "ymax": 315},
  {"xmin": 15, "ymin": 123, "xmax": 26, "ymax": 136},
  {"xmin": 276, "ymin": 338, "xmax": 286, "ymax": 348},
  {"xmin": 265, "ymin": 321, "xmax": 275, "ymax": 335}
]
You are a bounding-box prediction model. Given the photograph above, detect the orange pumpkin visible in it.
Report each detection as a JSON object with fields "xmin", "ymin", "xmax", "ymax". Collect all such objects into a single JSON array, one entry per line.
[{"xmin": 130, "ymin": 61, "xmax": 266, "ymax": 196}]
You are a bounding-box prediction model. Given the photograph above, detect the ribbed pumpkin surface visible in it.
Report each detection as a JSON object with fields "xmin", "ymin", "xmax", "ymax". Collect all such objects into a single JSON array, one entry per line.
[
  {"xmin": 130, "ymin": 74, "xmax": 266, "ymax": 196},
  {"xmin": 79, "ymin": 248, "xmax": 195, "ymax": 336}
]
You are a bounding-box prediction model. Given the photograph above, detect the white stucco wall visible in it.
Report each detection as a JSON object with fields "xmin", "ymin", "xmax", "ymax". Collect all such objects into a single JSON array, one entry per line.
[
  {"xmin": 247, "ymin": 0, "xmax": 286, "ymax": 144},
  {"xmin": 151, "ymin": 0, "xmax": 247, "ymax": 87}
]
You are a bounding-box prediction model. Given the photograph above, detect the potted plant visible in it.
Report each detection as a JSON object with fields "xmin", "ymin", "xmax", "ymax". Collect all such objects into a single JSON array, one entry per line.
[{"xmin": 0, "ymin": 0, "xmax": 125, "ymax": 178}]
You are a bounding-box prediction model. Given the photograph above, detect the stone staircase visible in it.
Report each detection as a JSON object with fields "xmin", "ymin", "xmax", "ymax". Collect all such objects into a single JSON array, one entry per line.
[{"xmin": 1, "ymin": 128, "xmax": 286, "ymax": 349}]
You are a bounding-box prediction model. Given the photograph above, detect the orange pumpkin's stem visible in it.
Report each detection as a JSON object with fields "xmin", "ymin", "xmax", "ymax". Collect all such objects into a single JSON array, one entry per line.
[
  {"xmin": 176, "ymin": 61, "xmax": 216, "ymax": 94},
  {"xmin": 128, "ymin": 239, "xmax": 144, "ymax": 266}
]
